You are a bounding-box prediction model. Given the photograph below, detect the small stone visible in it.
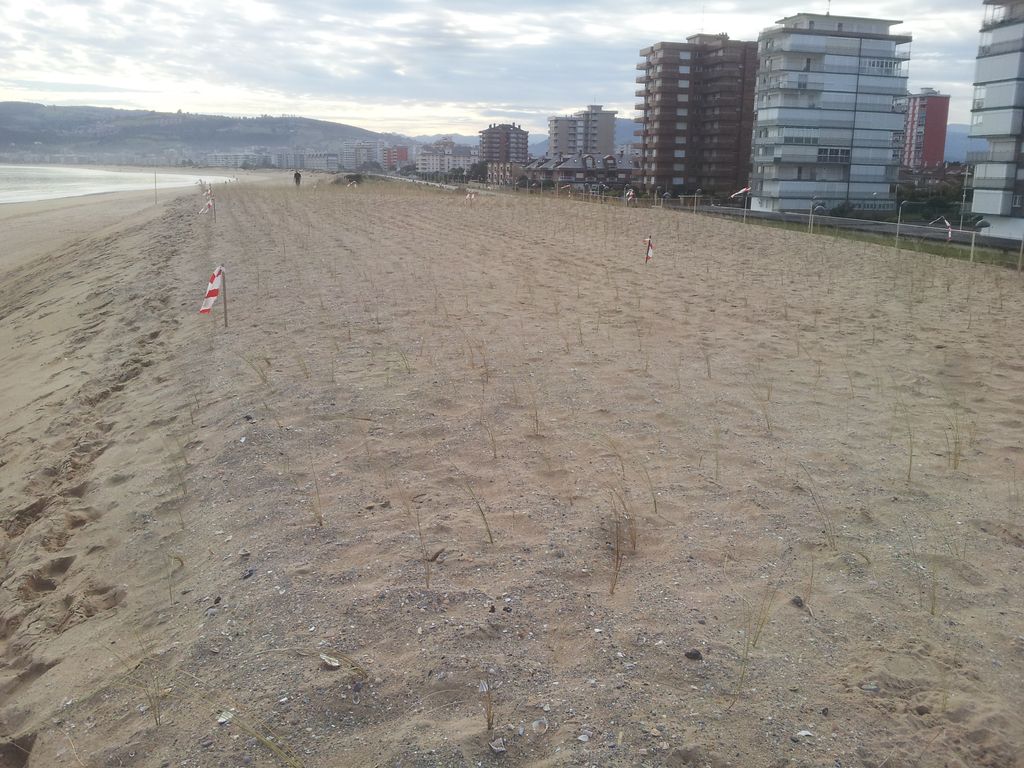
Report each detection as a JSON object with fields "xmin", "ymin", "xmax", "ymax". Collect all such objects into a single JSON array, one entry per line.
[
  {"xmin": 199, "ymin": 737, "xmax": 213, "ymax": 748},
  {"xmin": 915, "ymin": 704, "xmax": 931, "ymax": 716},
  {"xmin": 531, "ymin": 717, "xmax": 548, "ymax": 734},
  {"xmin": 860, "ymin": 682, "xmax": 880, "ymax": 692},
  {"xmin": 489, "ymin": 737, "xmax": 507, "ymax": 753},
  {"xmin": 821, "ymin": 707, "xmax": 829, "ymax": 717},
  {"xmin": 684, "ymin": 649, "xmax": 703, "ymax": 661},
  {"xmin": 241, "ymin": 567, "xmax": 255, "ymax": 580},
  {"xmin": 320, "ymin": 654, "xmax": 342, "ymax": 671},
  {"xmin": 650, "ymin": 727, "xmax": 662, "ymax": 737},
  {"xmin": 578, "ymin": 733, "xmax": 590, "ymax": 742},
  {"xmin": 791, "ymin": 595, "xmax": 805, "ymax": 609}
]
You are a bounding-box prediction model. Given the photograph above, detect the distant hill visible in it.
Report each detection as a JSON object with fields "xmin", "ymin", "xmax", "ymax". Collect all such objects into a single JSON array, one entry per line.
[
  {"xmin": 0, "ymin": 102, "xmax": 392, "ymax": 157},
  {"xmin": 528, "ymin": 117, "xmax": 640, "ymax": 158},
  {"xmin": 411, "ymin": 133, "xmax": 480, "ymax": 146},
  {"xmin": 945, "ymin": 124, "xmax": 986, "ymax": 162}
]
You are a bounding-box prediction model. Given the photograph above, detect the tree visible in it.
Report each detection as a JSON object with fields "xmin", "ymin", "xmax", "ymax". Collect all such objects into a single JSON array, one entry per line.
[{"xmin": 467, "ymin": 161, "xmax": 488, "ymax": 182}]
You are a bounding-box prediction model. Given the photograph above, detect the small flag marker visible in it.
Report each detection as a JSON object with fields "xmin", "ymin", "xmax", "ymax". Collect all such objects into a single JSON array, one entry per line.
[{"xmin": 199, "ymin": 266, "xmax": 228, "ymax": 327}]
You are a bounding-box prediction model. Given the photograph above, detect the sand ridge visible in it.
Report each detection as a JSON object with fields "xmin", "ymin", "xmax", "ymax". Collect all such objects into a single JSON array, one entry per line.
[{"xmin": 1, "ymin": 177, "xmax": 1022, "ymax": 767}]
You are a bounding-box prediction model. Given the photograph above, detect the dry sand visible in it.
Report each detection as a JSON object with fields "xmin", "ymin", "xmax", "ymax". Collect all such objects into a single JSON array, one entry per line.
[{"xmin": 1, "ymin": 176, "xmax": 1022, "ymax": 768}]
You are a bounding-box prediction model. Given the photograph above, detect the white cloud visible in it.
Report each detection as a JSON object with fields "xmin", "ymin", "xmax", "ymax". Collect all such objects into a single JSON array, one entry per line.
[{"xmin": 0, "ymin": 0, "xmax": 985, "ymax": 133}]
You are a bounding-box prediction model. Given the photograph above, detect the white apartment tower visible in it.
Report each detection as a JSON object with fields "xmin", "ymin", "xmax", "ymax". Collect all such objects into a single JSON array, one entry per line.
[
  {"xmin": 547, "ymin": 105, "xmax": 617, "ymax": 157},
  {"xmin": 970, "ymin": 0, "xmax": 1024, "ymax": 237},
  {"xmin": 750, "ymin": 13, "xmax": 911, "ymax": 213}
]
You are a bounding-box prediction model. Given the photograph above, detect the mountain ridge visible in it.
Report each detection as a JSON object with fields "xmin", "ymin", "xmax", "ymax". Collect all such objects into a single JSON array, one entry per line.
[{"xmin": 0, "ymin": 102, "xmax": 398, "ymax": 158}]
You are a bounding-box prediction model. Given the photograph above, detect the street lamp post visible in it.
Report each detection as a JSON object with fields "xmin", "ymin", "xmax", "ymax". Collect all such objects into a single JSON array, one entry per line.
[
  {"xmin": 959, "ymin": 166, "xmax": 973, "ymax": 231},
  {"xmin": 970, "ymin": 218, "xmax": 990, "ymax": 263},
  {"xmin": 896, "ymin": 199, "xmax": 913, "ymax": 251},
  {"xmin": 808, "ymin": 197, "xmax": 821, "ymax": 234}
]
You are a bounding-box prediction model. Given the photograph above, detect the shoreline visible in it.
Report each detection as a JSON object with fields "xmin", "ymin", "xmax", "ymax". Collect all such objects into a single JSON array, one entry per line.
[
  {"xmin": 0, "ymin": 170, "xmax": 279, "ymax": 273},
  {"xmin": 0, "ymin": 164, "xmax": 244, "ymax": 207}
]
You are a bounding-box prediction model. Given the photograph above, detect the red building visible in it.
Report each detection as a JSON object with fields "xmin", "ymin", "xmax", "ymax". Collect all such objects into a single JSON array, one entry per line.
[
  {"xmin": 902, "ymin": 88, "xmax": 950, "ymax": 169},
  {"xmin": 383, "ymin": 145, "xmax": 410, "ymax": 170}
]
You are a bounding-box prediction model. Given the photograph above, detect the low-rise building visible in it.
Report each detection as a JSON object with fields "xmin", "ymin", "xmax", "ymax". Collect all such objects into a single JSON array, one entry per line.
[
  {"xmin": 416, "ymin": 138, "xmax": 478, "ymax": 174},
  {"xmin": 487, "ymin": 162, "xmax": 524, "ymax": 186},
  {"xmin": 521, "ymin": 152, "xmax": 637, "ymax": 189}
]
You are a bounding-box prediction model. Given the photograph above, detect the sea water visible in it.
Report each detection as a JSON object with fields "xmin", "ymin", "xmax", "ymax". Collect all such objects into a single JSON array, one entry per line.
[{"xmin": 0, "ymin": 165, "xmax": 235, "ymax": 204}]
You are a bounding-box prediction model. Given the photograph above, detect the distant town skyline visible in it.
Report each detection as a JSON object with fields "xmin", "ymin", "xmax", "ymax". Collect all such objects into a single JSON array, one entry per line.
[{"xmin": 0, "ymin": 1, "xmax": 981, "ymax": 137}]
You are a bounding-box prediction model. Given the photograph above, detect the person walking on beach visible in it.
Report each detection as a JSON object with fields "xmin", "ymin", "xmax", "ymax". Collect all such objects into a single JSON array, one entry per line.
[{"xmin": 294, "ymin": 170, "xmax": 302, "ymax": 187}]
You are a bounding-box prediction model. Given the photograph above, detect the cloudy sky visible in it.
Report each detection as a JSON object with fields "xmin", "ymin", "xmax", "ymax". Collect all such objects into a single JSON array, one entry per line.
[{"xmin": 0, "ymin": 1, "xmax": 982, "ymax": 137}]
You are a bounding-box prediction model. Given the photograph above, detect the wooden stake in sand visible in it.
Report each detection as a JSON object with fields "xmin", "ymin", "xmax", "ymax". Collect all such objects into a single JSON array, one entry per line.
[{"xmin": 199, "ymin": 266, "xmax": 227, "ymax": 327}]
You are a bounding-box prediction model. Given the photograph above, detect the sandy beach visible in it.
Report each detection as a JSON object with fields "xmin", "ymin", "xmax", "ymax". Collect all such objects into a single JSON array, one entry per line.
[{"xmin": 1, "ymin": 176, "xmax": 1022, "ymax": 767}]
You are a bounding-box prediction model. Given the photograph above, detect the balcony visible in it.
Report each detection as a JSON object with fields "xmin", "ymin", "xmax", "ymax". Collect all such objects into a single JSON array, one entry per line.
[
  {"xmin": 973, "ymin": 176, "xmax": 1015, "ymax": 190},
  {"xmin": 967, "ymin": 148, "xmax": 1019, "ymax": 162},
  {"xmin": 978, "ymin": 38, "xmax": 1024, "ymax": 57}
]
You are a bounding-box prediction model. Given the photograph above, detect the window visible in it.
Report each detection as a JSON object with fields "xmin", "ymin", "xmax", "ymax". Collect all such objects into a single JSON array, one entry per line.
[{"xmin": 817, "ymin": 147, "xmax": 851, "ymax": 163}]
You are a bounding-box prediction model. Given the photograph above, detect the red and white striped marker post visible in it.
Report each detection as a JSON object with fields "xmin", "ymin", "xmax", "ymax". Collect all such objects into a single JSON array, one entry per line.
[
  {"xmin": 199, "ymin": 266, "xmax": 227, "ymax": 327},
  {"xmin": 644, "ymin": 236, "xmax": 654, "ymax": 264}
]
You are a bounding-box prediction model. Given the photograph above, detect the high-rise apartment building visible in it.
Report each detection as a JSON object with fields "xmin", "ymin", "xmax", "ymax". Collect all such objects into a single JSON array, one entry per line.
[
  {"xmin": 970, "ymin": 0, "xmax": 1024, "ymax": 237},
  {"xmin": 547, "ymin": 105, "xmax": 618, "ymax": 157},
  {"xmin": 635, "ymin": 35, "xmax": 758, "ymax": 196},
  {"xmin": 902, "ymin": 88, "xmax": 950, "ymax": 169},
  {"xmin": 749, "ymin": 14, "xmax": 911, "ymax": 213},
  {"xmin": 479, "ymin": 123, "xmax": 529, "ymax": 164}
]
